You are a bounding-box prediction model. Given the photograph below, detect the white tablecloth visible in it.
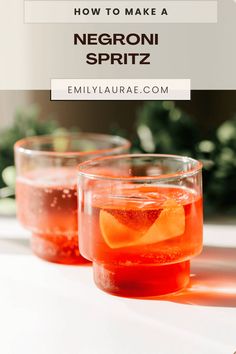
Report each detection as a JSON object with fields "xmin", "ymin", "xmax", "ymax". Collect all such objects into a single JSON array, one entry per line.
[{"xmin": 0, "ymin": 218, "xmax": 236, "ymax": 354}]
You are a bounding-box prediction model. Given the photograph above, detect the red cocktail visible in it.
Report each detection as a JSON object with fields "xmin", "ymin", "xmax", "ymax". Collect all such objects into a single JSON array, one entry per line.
[
  {"xmin": 15, "ymin": 133, "xmax": 130, "ymax": 264},
  {"xmin": 16, "ymin": 168, "xmax": 80, "ymax": 264},
  {"xmin": 78, "ymin": 154, "xmax": 203, "ymax": 297}
]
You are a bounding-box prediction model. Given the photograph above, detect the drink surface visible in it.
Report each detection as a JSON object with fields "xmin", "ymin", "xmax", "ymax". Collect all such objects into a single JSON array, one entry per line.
[
  {"xmin": 16, "ymin": 168, "xmax": 87, "ymax": 264},
  {"xmin": 79, "ymin": 184, "xmax": 203, "ymax": 266}
]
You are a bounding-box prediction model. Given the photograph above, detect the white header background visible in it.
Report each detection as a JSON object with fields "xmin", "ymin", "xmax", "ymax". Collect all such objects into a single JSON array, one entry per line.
[{"xmin": 0, "ymin": 0, "xmax": 235, "ymax": 89}]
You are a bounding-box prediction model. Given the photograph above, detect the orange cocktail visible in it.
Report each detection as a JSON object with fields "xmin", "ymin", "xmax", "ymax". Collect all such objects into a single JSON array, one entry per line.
[
  {"xmin": 16, "ymin": 168, "xmax": 81, "ymax": 264},
  {"xmin": 78, "ymin": 154, "xmax": 203, "ymax": 297},
  {"xmin": 14, "ymin": 133, "xmax": 130, "ymax": 264}
]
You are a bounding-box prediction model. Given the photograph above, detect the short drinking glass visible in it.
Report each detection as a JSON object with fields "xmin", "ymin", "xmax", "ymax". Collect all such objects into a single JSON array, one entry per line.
[
  {"xmin": 15, "ymin": 133, "xmax": 130, "ymax": 264},
  {"xmin": 78, "ymin": 154, "xmax": 203, "ymax": 297}
]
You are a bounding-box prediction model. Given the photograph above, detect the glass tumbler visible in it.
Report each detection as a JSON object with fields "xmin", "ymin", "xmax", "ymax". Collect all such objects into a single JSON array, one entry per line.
[
  {"xmin": 78, "ymin": 154, "xmax": 203, "ymax": 297},
  {"xmin": 14, "ymin": 133, "xmax": 130, "ymax": 264}
]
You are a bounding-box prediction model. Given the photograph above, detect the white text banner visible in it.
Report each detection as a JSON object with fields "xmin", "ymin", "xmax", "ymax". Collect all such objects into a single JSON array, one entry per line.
[
  {"xmin": 51, "ymin": 79, "xmax": 191, "ymax": 101},
  {"xmin": 25, "ymin": 1, "xmax": 217, "ymax": 24}
]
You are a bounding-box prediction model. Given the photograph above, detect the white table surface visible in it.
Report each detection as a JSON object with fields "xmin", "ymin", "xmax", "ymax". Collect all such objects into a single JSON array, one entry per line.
[{"xmin": 0, "ymin": 217, "xmax": 236, "ymax": 354}]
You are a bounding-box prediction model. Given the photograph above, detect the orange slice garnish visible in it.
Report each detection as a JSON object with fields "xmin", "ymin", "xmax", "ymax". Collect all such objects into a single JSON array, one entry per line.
[
  {"xmin": 99, "ymin": 210, "xmax": 143, "ymax": 249},
  {"xmin": 136, "ymin": 199, "xmax": 185, "ymax": 246},
  {"xmin": 99, "ymin": 199, "xmax": 185, "ymax": 249}
]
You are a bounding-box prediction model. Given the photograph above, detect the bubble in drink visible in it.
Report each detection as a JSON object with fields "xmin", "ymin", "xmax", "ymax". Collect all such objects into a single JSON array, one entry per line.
[
  {"xmin": 79, "ymin": 185, "xmax": 203, "ymax": 296},
  {"xmin": 16, "ymin": 168, "xmax": 89, "ymax": 264}
]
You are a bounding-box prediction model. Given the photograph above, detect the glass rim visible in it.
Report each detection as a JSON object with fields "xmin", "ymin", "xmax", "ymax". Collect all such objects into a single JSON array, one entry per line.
[
  {"xmin": 14, "ymin": 132, "xmax": 131, "ymax": 158},
  {"xmin": 77, "ymin": 153, "xmax": 203, "ymax": 182}
]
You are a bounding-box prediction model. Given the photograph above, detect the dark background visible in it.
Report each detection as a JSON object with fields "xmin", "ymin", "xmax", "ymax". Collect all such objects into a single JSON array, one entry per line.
[{"xmin": 1, "ymin": 90, "xmax": 235, "ymax": 134}]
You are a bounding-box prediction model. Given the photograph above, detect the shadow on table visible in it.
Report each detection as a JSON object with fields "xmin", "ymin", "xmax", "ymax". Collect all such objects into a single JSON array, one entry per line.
[{"xmin": 164, "ymin": 246, "xmax": 236, "ymax": 308}]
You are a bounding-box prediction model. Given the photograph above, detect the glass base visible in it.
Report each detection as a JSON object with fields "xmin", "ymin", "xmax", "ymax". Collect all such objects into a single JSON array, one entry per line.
[
  {"xmin": 31, "ymin": 233, "xmax": 91, "ymax": 265},
  {"xmin": 93, "ymin": 261, "xmax": 190, "ymax": 297}
]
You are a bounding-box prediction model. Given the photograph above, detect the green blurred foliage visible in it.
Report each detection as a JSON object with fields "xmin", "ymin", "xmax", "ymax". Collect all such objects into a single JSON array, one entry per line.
[
  {"xmin": 136, "ymin": 101, "xmax": 200, "ymax": 156},
  {"xmin": 134, "ymin": 101, "xmax": 236, "ymax": 215},
  {"xmin": 0, "ymin": 105, "xmax": 62, "ymax": 214},
  {"xmin": 0, "ymin": 105, "xmax": 59, "ymax": 188}
]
